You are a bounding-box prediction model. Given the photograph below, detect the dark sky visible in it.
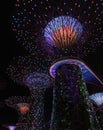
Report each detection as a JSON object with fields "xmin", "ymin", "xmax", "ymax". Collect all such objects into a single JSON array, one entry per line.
[
  {"xmin": 0, "ymin": 1, "xmax": 30, "ymax": 97},
  {"xmin": 0, "ymin": 0, "xmax": 103, "ymax": 128}
]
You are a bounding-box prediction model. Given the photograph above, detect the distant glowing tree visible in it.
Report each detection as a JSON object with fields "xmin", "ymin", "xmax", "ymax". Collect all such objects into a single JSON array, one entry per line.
[{"xmin": 5, "ymin": 96, "xmax": 31, "ymax": 130}]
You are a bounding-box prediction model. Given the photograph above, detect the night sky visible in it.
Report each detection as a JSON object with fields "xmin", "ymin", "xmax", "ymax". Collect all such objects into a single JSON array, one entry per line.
[{"xmin": 0, "ymin": 0, "xmax": 103, "ymax": 129}]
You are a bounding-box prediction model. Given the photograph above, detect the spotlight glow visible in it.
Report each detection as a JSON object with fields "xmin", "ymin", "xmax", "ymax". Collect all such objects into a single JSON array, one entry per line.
[
  {"xmin": 5, "ymin": 126, "xmax": 16, "ymax": 130},
  {"xmin": 17, "ymin": 103, "xmax": 30, "ymax": 115},
  {"xmin": 12, "ymin": 0, "xmax": 103, "ymax": 57}
]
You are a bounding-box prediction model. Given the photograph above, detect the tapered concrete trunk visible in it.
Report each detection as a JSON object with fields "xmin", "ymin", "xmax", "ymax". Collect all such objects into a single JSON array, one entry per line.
[{"xmin": 50, "ymin": 64, "xmax": 99, "ymax": 130}]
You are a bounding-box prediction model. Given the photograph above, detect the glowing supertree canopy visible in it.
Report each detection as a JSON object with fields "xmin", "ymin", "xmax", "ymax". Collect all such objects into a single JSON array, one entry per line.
[
  {"xmin": 6, "ymin": 55, "xmax": 53, "ymax": 130},
  {"xmin": 89, "ymin": 93, "xmax": 103, "ymax": 106},
  {"xmin": 44, "ymin": 16, "xmax": 83, "ymax": 49},
  {"xmin": 12, "ymin": 0, "xmax": 103, "ymax": 57}
]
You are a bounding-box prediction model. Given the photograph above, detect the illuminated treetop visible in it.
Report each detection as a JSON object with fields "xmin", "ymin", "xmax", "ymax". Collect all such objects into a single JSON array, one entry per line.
[
  {"xmin": 12, "ymin": 0, "xmax": 103, "ymax": 57},
  {"xmin": 44, "ymin": 16, "xmax": 83, "ymax": 49}
]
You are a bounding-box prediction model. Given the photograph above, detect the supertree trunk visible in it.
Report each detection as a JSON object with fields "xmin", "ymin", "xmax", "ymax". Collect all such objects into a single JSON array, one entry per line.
[{"xmin": 29, "ymin": 89, "xmax": 46, "ymax": 130}]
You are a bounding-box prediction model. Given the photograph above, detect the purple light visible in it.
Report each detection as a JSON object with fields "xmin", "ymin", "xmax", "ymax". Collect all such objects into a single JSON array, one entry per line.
[
  {"xmin": 44, "ymin": 16, "xmax": 83, "ymax": 49},
  {"xmin": 6, "ymin": 126, "xmax": 16, "ymax": 130}
]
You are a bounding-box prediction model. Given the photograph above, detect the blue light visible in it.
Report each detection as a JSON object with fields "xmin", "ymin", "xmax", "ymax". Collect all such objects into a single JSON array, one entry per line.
[{"xmin": 89, "ymin": 93, "xmax": 103, "ymax": 106}]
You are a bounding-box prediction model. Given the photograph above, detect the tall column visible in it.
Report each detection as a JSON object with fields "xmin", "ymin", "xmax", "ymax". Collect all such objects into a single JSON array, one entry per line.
[{"xmin": 50, "ymin": 64, "xmax": 99, "ymax": 130}]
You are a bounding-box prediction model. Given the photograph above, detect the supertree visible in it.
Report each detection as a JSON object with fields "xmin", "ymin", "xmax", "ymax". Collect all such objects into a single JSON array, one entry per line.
[
  {"xmin": 6, "ymin": 55, "xmax": 53, "ymax": 130},
  {"xmin": 7, "ymin": 0, "xmax": 103, "ymax": 130},
  {"xmin": 41, "ymin": 9, "xmax": 102, "ymax": 129},
  {"xmin": 41, "ymin": 2, "xmax": 102, "ymax": 129},
  {"xmin": 5, "ymin": 96, "xmax": 31, "ymax": 130}
]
